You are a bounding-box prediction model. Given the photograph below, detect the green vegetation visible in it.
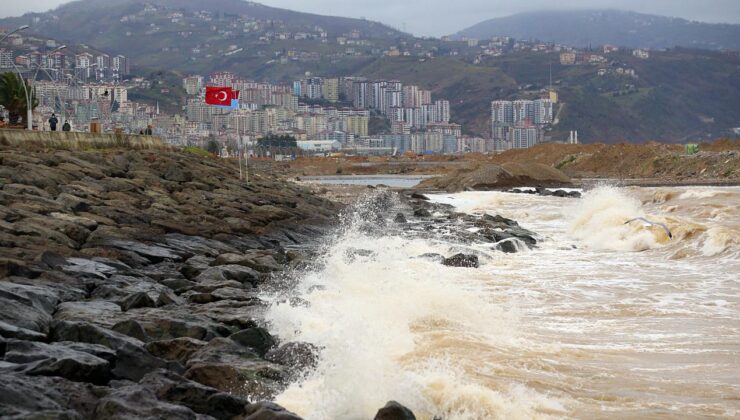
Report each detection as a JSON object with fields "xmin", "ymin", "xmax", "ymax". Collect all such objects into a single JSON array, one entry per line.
[
  {"xmin": 0, "ymin": 72, "xmax": 38, "ymax": 125},
  {"xmin": 184, "ymin": 146, "xmax": 212, "ymax": 157},
  {"xmin": 205, "ymin": 140, "xmax": 220, "ymax": 155}
]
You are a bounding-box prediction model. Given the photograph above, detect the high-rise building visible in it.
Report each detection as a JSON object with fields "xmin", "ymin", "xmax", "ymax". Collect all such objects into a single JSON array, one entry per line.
[
  {"xmin": 491, "ymin": 100, "xmax": 514, "ymax": 124},
  {"xmin": 511, "ymin": 123, "xmax": 538, "ymax": 149},
  {"xmin": 322, "ymin": 78, "xmax": 340, "ymax": 102},
  {"xmin": 112, "ymin": 55, "xmax": 130, "ymax": 75},
  {"xmin": 0, "ymin": 49, "xmax": 13, "ymax": 69},
  {"xmin": 513, "ymin": 100, "xmax": 534, "ymax": 123},
  {"xmin": 533, "ymin": 99, "xmax": 553, "ymax": 125}
]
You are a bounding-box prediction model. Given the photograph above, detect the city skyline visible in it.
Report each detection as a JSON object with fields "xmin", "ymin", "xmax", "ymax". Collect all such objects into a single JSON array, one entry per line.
[{"xmin": 2, "ymin": 0, "xmax": 739, "ymax": 37}]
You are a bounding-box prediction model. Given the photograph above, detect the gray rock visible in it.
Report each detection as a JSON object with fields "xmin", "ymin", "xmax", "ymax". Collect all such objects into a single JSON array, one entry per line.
[
  {"xmin": 185, "ymin": 338, "xmax": 286, "ymax": 400},
  {"xmin": 0, "ymin": 319, "xmax": 47, "ymax": 341},
  {"xmin": 140, "ymin": 369, "xmax": 250, "ymax": 420},
  {"xmin": 146, "ymin": 337, "xmax": 208, "ymax": 365},
  {"xmin": 243, "ymin": 402, "xmax": 302, "ymax": 420},
  {"xmin": 374, "ymin": 401, "xmax": 417, "ymax": 420},
  {"xmin": 4, "ymin": 340, "xmax": 112, "ymax": 384},
  {"xmin": 111, "ymin": 319, "xmax": 151, "ymax": 342},
  {"xmin": 120, "ymin": 291, "xmax": 157, "ymax": 311},
  {"xmin": 0, "ymin": 296, "xmax": 53, "ymax": 334},
  {"xmin": 92, "ymin": 385, "xmax": 202, "ymax": 420},
  {"xmin": 442, "ymin": 253, "xmax": 480, "ymax": 268},
  {"xmin": 229, "ymin": 327, "xmax": 276, "ymax": 357},
  {"xmin": 195, "ymin": 265, "xmax": 260, "ymax": 287},
  {"xmin": 54, "ymin": 300, "xmax": 122, "ymax": 328},
  {"xmin": 0, "ymin": 372, "xmax": 108, "ymax": 418},
  {"xmin": 61, "ymin": 258, "xmax": 118, "ymax": 279}
]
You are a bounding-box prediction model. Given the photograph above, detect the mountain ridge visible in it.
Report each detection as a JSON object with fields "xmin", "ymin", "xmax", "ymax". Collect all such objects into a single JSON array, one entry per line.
[{"xmin": 453, "ymin": 9, "xmax": 740, "ymax": 51}]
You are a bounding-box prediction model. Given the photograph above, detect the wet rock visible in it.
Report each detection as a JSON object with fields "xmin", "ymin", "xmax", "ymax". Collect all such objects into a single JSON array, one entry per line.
[
  {"xmin": 54, "ymin": 301, "xmax": 123, "ymax": 328},
  {"xmin": 229, "ymin": 327, "xmax": 276, "ymax": 357},
  {"xmin": 374, "ymin": 401, "xmax": 417, "ymax": 420},
  {"xmin": 265, "ymin": 342, "xmax": 319, "ymax": 376},
  {"xmin": 410, "ymin": 192, "xmax": 430, "ymax": 201},
  {"xmin": 482, "ymin": 214, "xmax": 519, "ymax": 227},
  {"xmin": 243, "ymin": 402, "xmax": 302, "ymax": 420},
  {"xmin": 494, "ymin": 239, "xmax": 520, "ymax": 254},
  {"xmin": 0, "ymin": 320, "xmax": 47, "ymax": 341},
  {"xmin": 442, "ymin": 253, "xmax": 480, "ymax": 268},
  {"xmin": 85, "ymin": 238, "xmax": 182, "ymax": 263},
  {"xmin": 61, "ymin": 257, "xmax": 117, "ymax": 279},
  {"xmin": 0, "ymin": 296, "xmax": 53, "ymax": 334},
  {"xmin": 196, "ymin": 264, "xmax": 260, "ymax": 285},
  {"xmin": 0, "ymin": 372, "xmax": 108, "ymax": 418},
  {"xmin": 92, "ymin": 385, "xmax": 202, "ymax": 420},
  {"xmin": 180, "ymin": 257, "xmax": 213, "ymax": 282},
  {"xmin": 210, "ymin": 287, "xmax": 258, "ymax": 302},
  {"xmin": 413, "ymin": 208, "xmax": 432, "ymax": 218},
  {"xmin": 214, "ymin": 251, "xmax": 282, "ymax": 273},
  {"xmin": 146, "ymin": 337, "xmax": 208, "ymax": 365},
  {"xmin": 185, "ymin": 338, "xmax": 286, "ymax": 399},
  {"xmin": 394, "ymin": 213, "xmax": 407, "ymax": 224},
  {"xmin": 415, "ymin": 253, "xmax": 445, "ymax": 263},
  {"xmin": 140, "ymin": 369, "xmax": 250, "ymax": 420},
  {"xmin": 161, "ymin": 278, "xmax": 197, "ymax": 293},
  {"xmin": 503, "ymin": 227, "xmax": 538, "ymax": 246},
  {"xmin": 120, "ymin": 291, "xmax": 157, "ymax": 311},
  {"xmin": 111, "ymin": 319, "xmax": 151, "ymax": 342},
  {"xmin": 49, "ymin": 320, "xmax": 169, "ymax": 381},
  {"xmin": 4, "ymin": 340, "xmax": 112, "ymax": 384}
]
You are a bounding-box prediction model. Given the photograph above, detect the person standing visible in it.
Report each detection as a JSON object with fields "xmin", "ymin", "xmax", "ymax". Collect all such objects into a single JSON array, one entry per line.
[
  {"xmin": 62, "ymin": 120, "xmax": 71, "ymax": 132},
  {"xmin": 145, "ymin": 125, "xmax": 153, "ymax": 135},
  {"xmin": 49, "ymin": 113, "xmax": 58, "ymax": 131}
]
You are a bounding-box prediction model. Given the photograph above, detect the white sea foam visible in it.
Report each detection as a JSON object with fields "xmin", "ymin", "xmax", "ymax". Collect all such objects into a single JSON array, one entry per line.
[{"xmin": 263, "ymin": 186, "xmax": 740, "ymax": 419}]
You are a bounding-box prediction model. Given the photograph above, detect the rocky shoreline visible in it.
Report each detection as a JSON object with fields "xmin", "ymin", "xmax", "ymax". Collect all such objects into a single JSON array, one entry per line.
[
  {"xmin": 0, "ymin": 146, "xmax": 548, "ymax": 419},
  {"xmin": 0, "ymin": 147, "xmax": 351, "ymax": 419}
]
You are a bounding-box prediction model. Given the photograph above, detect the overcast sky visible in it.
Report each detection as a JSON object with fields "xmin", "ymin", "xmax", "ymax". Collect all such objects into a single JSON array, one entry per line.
[{"xmin": 2, "ymin": 0, "xmax": 739, "ymax": 36}]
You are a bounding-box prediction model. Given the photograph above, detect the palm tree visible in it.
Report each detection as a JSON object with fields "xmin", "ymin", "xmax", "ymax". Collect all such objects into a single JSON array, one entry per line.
[{"xmin": 0, "ymin": 72, "xmax": 37, "ymax": 126}]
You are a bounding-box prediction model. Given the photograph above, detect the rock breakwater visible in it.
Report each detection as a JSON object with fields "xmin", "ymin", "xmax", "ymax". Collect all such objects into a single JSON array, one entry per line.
[{"xmin": 0, "ymin": 147, "xmax": 343, "ymax": 418}]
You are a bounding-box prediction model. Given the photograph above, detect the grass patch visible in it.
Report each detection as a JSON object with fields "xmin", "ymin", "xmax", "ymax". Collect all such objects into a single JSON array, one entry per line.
[{"xmin": 184, "ymin": 146, "xmax": 212, "ymax": 157}]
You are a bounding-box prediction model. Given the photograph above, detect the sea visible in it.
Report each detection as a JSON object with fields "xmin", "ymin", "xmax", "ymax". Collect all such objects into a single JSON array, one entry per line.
[{"xmin": 261, "ymin": 182, "xmax": 739, "ymax": 419}]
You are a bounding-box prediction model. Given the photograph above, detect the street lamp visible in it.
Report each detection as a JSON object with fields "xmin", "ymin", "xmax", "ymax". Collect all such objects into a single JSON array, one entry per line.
[
  {"xmin": 16, "ymin": 44, "xmax": 66, "ymax": 130},
  {"xmin": 0, "ymin": 25, "xmax": 29, "ymax": 44}
]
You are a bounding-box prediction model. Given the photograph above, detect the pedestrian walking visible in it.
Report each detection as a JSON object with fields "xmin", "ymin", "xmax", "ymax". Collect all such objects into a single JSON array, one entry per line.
[{"xmin": 49, "ymin": 113, "xmax": 58, "ymax": 131}]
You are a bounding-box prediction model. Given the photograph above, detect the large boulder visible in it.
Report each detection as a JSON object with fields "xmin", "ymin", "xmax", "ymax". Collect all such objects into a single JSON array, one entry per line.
[
  {"xmin": 0, "ymin": 372, "xmax": 108, "ymax": 418},
  {"xmin": 374, "ymin": 401, "xmax": 417, "ymax": 420},
  {"xmin": 4, "ymin": 339, "xmax": 112, "ymax": 384},
  {"xmin": 184, "ymin": 338, "xmax": 287, "ymax": 400}
]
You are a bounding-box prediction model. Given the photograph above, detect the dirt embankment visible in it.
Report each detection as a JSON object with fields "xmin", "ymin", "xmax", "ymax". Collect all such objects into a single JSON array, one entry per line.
[
  {"xmin": 488, "ymin": 140, "xmax": 739, "ymax": 181},
  {"xmin": 279, "ymin": 139, "xmax": 739, "ymax": 184},
  {"xmin": 417, "ymin": 162, "xmax": 571, "ymax": 192}
]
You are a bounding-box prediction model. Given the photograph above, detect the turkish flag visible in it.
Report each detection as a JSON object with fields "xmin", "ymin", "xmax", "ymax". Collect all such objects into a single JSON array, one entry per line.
[{"xmin": 205, "ymin": 86, "xmax": 233, "ymax": 106}]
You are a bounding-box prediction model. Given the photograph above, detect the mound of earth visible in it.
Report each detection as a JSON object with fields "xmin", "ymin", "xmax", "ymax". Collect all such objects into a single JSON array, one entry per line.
[{"xmin": 417, "ymin": 162, "xmax": 571, "ymax": 192}]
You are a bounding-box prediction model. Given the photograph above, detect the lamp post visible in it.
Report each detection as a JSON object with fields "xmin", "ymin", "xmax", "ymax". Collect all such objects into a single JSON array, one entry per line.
[
  {"xmin": 0, "ymin": 25, "xmax": 29, "ymax": 44},
  {"xmin": 11, "ymin": 45, "xmax": 66, "ymax": 129}
]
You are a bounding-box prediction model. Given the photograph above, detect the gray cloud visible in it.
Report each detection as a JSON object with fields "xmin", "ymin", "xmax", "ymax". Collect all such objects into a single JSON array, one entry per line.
[{"xmin": 2, "ymin": 0, "xmax": 739, "ymax": 36}]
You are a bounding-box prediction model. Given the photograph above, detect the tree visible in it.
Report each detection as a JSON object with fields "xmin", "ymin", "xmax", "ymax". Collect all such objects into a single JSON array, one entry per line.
[
  {"xmin": 206, "ymin": 139, "xmax": 220, "ymax": 155},
  {"xmin": 0, "ymin": 72, "xmax": 38, "ymax": 125}
]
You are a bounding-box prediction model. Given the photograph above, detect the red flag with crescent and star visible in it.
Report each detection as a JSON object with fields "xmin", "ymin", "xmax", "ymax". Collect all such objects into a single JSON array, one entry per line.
[{"xmin": 205, "ymin": 86, "xmax": 234, "ymax": 106}]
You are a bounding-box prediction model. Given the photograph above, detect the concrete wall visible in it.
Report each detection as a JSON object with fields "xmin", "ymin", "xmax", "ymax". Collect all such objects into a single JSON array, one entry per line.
[{"xmin": 0, "ymin": 129, "xmax": 169, "ymax": 150}]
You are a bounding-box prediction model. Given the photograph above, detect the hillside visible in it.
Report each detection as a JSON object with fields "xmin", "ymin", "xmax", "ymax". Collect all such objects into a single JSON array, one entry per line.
[
  {"xmin": 454, "ymin": 10, "xmax": 740, "ymax": 51},
  {"xmin": 351, "ymin": 49, "xmax": 740, "ymax": 143},
  {"xmin": 0, "ymin": 0, "xmax": 404, "ymax": 72}
]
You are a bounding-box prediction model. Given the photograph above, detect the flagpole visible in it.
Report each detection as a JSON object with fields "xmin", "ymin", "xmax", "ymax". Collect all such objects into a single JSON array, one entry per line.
[{"xmin": 236, "ymin": 110, "xmax": 242, "ymax": 181}]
